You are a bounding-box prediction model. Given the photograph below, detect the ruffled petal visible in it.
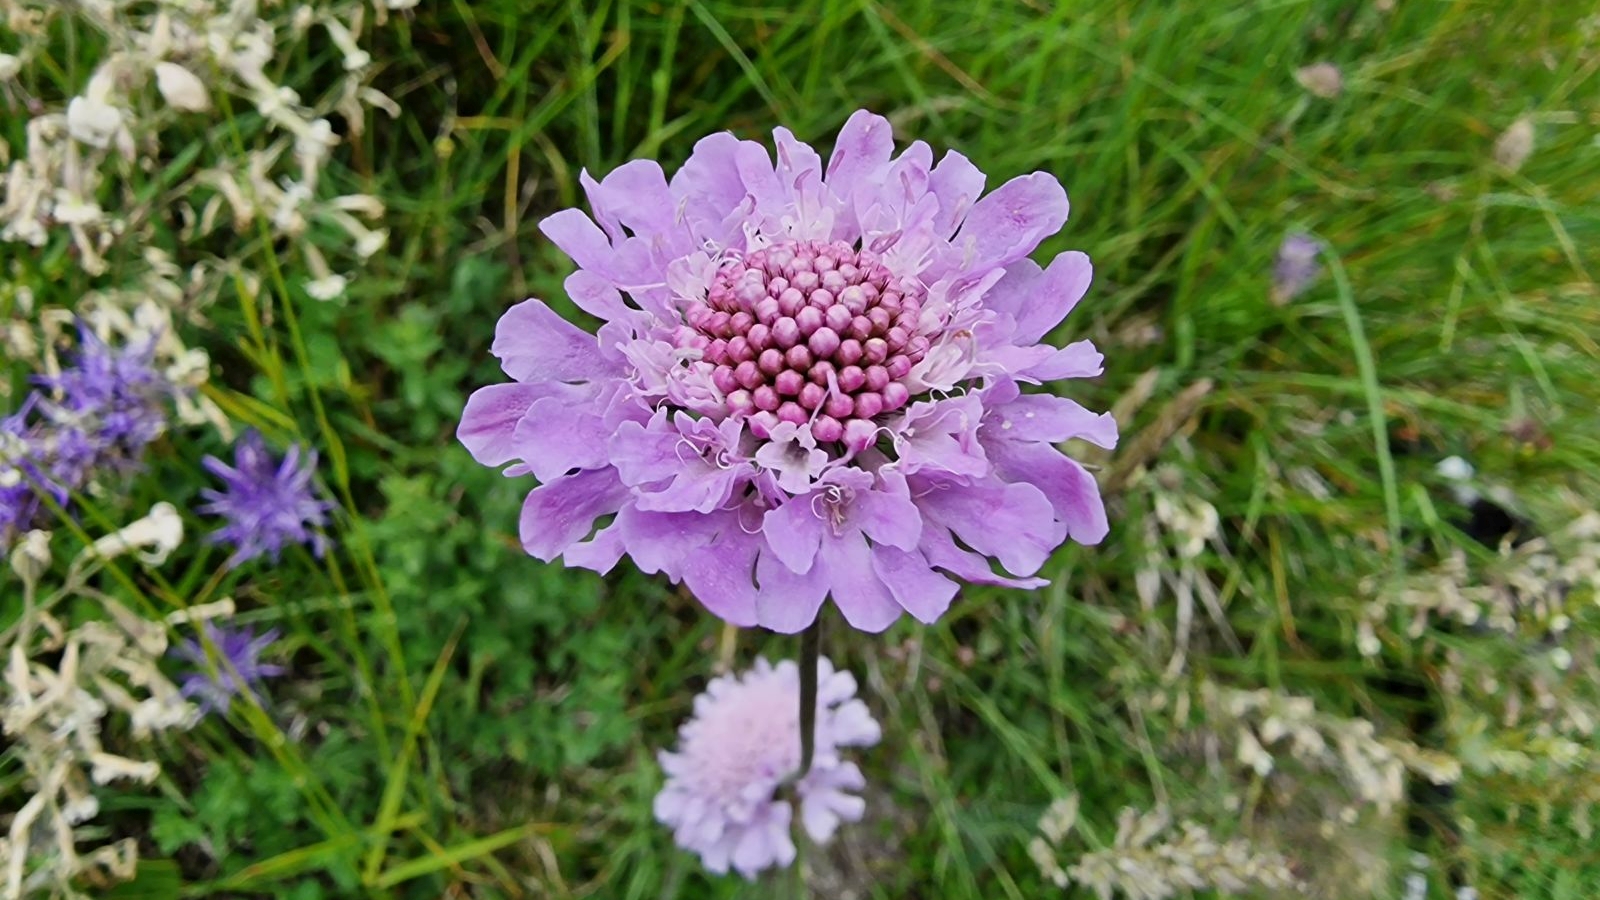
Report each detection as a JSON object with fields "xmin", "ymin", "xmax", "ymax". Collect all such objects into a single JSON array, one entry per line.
[
  {"xmin": 761, "ymin": 497, "xmax": 826, "ymax": 574},
  {"xmin": 916, "ymin": 480, "xmax": 1059, "ymax": 576},
  {"xmin": 990, "ymin": 441, "xmax": 1109, "ymax": 545},
  {"xmin": 824, "ymin": 110, "xmax": 895, "ymax": 206},
  {"xmin": 754, "ymin": 549, "xmax": 830, "ymax": 633},
  {"xmin": 517, "ymin": 468, "xmax": 630, "ymax": 561},
  {"xmin": 491, "ymin": 298, "xmax": 611, "ymax": 383},
  {"xmin": 985, "ymin": 393, "xmax": 1118, "ymax": 448},
  {"xmin": 456, "ymin": 383, "xmax": 542, "ymax": 468},
  {"xmin": 929, "ymin": 149, "xmax": 986, "ymax": 238},
  {"xmin": 870, "ymin": 545, "xmax": 959, "ymax": 623},
  {"xmin": 957, "ymin": 171, "xmax": 1069, "ymax": 271},
  {"xmin": 819, "ymin": 531, "xmax": 902, "ymax": 632},
  {"xmin": 514, "ymin": 396, "xmax": 615, "ymax": 480}
]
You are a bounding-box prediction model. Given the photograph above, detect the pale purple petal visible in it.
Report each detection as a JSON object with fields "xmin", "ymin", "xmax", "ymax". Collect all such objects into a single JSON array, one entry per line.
[
  {"xmin": 870, "ymin": 546, "xmax": 959, "ymax": 623},
  {"xmin": 825, "ymin": 110, "xmax": 895, "ymax": 204},
  {"xmin": 513, "ymin": 397, "xmax": 614, "ymax": 480},
  {"xmin": 517, "ymin": 468, "xmax": 629, "ymax": 561},
  {"xmin": 491, "ymin": 298, "xmax": 611, "ymax": 383},
  {"xmin": 956, "ymin": 172, "xmax": 1069, "ymax": 271},
  {"xmin": 990, "ymin": 441, "xmax": 1109, "ymax": 545},
  {"xmin": 755, "ymin": 549, "xmax": 830, "ymax": 633},
  {"xmin": 761, "ymin": 498, "xmax": 826, "ymax": 574},
  {"xmin": 929, "ymin": 150, "xmax": 985, "ymax": 237},
  {"xmin": 456, "ymin": 383, "xmax": 541, "ymax": 468},
  {"xmin": 816, "ymin": 533, "xmax": 902, "ymax": 632},
  {"xmin": 916, "ymin": 480, "xmax": 1059, "ymax": 577}
]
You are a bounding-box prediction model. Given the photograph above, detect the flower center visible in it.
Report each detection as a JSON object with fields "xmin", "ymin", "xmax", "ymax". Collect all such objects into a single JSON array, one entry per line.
[{"xmin": 679, "ymin": 239, "xmax": 930, "ymax": 442}]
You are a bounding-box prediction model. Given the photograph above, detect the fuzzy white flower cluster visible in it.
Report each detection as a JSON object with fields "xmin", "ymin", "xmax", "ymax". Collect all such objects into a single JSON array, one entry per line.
[
  {"xmin": 1204, "ymin": 684, "xmax": 1460, "ymax": 819},
  {"xmin": 1029, "ymin": 794, "xmax": 1297, "ymax": 899},
  {"xmin": 0, "ymin": 0, "xmax": 394, "ymax": 305},
  {"xmin": 1, "ymin": 524, "xmax": 234, "ymax": 899}
]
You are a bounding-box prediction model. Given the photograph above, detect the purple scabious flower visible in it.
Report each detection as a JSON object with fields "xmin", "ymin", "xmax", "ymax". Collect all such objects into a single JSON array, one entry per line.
[
  {"xmin": 459, "ymin": 110, "xmax": 1116, "ymax": 632},
  {"xmin": 172, "ymin": 623, "xmax": 286, "ymax": 715},
  {"xmin": 654, "ymin": 656, "xmax": 880, "ymax": 879},
  {"xmin": 1, "ymin": 395, "xmax": 64, "ymax": 547},
  {"xmin": 1271, "ymin": 232, "xmax": 1323, "ymax": 304},
  {"xmin": 199, "ymin": 430, "xmax": 332, "ymax": 568}
]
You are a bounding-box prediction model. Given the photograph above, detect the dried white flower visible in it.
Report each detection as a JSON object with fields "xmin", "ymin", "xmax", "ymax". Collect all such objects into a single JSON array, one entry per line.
[
  {"xmin": 75, "ymin": 501, "xmax": 183, "ymax": 568},
  {"xmin": 154, "ymin": 61, "xmax": 211, "ymax": 112},
  {"xmin": 1295, "ymin": 62, "xmax": 1344, "ymax": 99},
  {"xmin": 0, "ymin": 53, "xmax": 20, "ymax": 80},
  {"xmin": 65, "ymin": 94, "xmax": 126, "ymax": 149},
  {"xmin": 1494, "ymin": 117, "xmax": 1536, "ymax": 172},
  {"xmin": 306, "ymin": 274, "xmax": 348, "ymax": 301}
]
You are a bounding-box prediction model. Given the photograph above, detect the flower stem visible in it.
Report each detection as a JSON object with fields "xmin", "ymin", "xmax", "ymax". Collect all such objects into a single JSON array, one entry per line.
[{"xmin": 798, "ymin": 614, "xmax": 822, "ymax": 779}]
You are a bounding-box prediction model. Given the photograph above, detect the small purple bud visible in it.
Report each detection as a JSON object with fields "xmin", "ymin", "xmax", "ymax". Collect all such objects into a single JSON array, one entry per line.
[
  {"xmin": 753, "ymin": 386, "xmax": 780, "ymax": 411},
  {"xmin": 823, "ymin": 394, "xmax": 855, "ymax": 418},
  {"xmin": 736, "ymin": 360, "xmax": 765, "ymax": 389},
  {"xmin": 727, "ymin": 389, "xmax": 755, "ymax": 415},
  {"xmin": 864, "ymin": 365, "xmax": 889, "ymax": 392},
  {"xmin": 758, "ymin": 348, "xmax": 786, "ymax": 376},
  {"xmin": 747, "ymin": 323, "xmax": 772, "ymax": 351},
  {"xmin": 867, "ymin": 308, "xmax": 892, "ymax": 331},
  {"xmin": 853, "ymin": 392, "xmax": 884, "ymax": 419},
  {"xmin": 885, "ymin": 355, "xmax": 912, "ymax": 379},
  {"xmin": 807, "ymin": 327, "xmax": 841, "ymax": 359},
  {"xmin": 835, "ymin": 339, "xmax": 863, "ymax": 366},
  {"xmin": 704, "ymin": 339, "xmax": 728, "ymax": 365},
  {"xmin": 821, "ymin": 270, "xmax": 847, "ymax": 293},
  {"xmin": 784, "ymin": 345, "xmax": 813, "ymax": 371},
  {"xmin": 730, "ymin": 311, "xmax": 754, "ymax": 333},
  {"xmin": 772, "ymin": 317, "xmax": 801, "ymax": 349},
  {"xmin": 685, "ymin": 303, "xmax": 712, "ymax": 329},
  {"xmin": 795, "ymin": 306, "xmax": 823, "ymax": 337},
  {"xmin": 799, "ymin": 382, "xmax": 826, "ymax": 410},
  {"xmin": 792, "ymin": 271, "xmax": 819, "ymax": 292},
  {"xmin": 776, "ymin": 402, "xmax": 808, "ymax": 425},
  {"xmin": 885, "ymin": 327, "xmax": 909, "ymax": 351},
  {"xmin": 879, "ymin": 292, "xmax": 902, "ymax": 313},
  {"xmin": 814, "ymin": 254, "xmax": 836, "ymax": 273},
  {"xmin": 837, "ymin": 365, "xmax": 866, "ymax": 393},
  {"xmin": 843, "ymin": 418, "xmax": 877, "ymax": 452},
  {"xmin": 767, "ymin": 276, "xmax": 789, "ymax": 295},
  {"xmin": 849, "ymin": 316, "xmax": 874, "ymax": 341},
  {"xmin": 812, "ymin": 415, "xmax": 844, "ymax": 443},
  {"xmin": 823, "ymin": 304, "xmax": 850, "ymax": 332},
  {"xmin": 749, "ymin": 411, "xmax": 778, "ymax": 439},
  {"xmin": 712, "ymin": 366, "xmax": 739, "ymax": 394},
  {"xmin": 708, "ymin": 311, "xmax": 732, "ymax": 337},
  {"xmin": 726, "ymin": 336, "xmax": 753, "ymax": 364},
  {"xmin": 774, "ymin": 370, "xmax": 804, "ymax": 396},
  {"xmin": 839, "ymin": 285, "xmax": 868, "ymax": 315},
  {"xmin": 863, "ymin": 338, "xmax": 889, "ymax": 364},
  {"xmin": 808, "ymin": 289, "xmax": 834, "ymax": 310},
  {"xmin": 808, "ymin": 360, "xmax": 836, "ymax": 386},
  {"xmin": 881, "ymin": 382, "xmax": 910, "ymax": 412},
  {"xmin": 777, "ymin": 288, "xmax": 805, "ymax": 317}
]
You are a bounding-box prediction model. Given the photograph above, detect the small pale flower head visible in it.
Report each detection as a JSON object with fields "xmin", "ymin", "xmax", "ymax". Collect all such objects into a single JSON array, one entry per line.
[
  {"xmin": 1493, "ymin": 117, "xmax": 1536, "ymax": 173},
  {"xmin": 1295, "ymin": 62, "xmax": 1344, "ymax": 99},
  {"xmin": 154, "ymin": 62, "xmax": 211, "ymax": 112},
  {"xmin": 655, "ymin": 656, "xmax": 880, "ymax": 879}
]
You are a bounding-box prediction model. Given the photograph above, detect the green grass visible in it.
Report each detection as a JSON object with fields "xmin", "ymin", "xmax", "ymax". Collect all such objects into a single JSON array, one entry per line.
[{"xmin": 6, "ymin": 0, "xmax": 1600, "ymax": 898}]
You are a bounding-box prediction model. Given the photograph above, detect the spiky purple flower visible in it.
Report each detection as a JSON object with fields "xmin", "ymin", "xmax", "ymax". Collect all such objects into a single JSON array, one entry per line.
[
  {"xmin": 2, "ymin": 327, "xmax": 178, "ymax": 546},
  {"xmin": 655, "ymin": 656, "xmax": 880, "ymax": 879},
  {"xmin": 199, "ymin": 430, "xmax": 332, "ymax": 568},
  {"xmin": 34, "ymin": 325, "xmax": 175, "ymax": 482},
  {"xmin": 172, "ymin": 623, "xmax": 286, "ymax": 715},
  {"xmin": 459, "ymin": 110, "xmax": 1116, "ymax": 632}
]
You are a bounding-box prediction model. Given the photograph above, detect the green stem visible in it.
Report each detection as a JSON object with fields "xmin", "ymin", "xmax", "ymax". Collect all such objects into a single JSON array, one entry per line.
[{"xmin": 798, "ymin": 615, "xmax": 822, "ymax": 779}]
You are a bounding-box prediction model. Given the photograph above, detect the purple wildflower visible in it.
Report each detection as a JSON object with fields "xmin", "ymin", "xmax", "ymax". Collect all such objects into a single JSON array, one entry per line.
[
  {"xmin": 199, "ymin": 430, "xmax": 332, "ymax": 568},
  {"xmin": 34, "ymin": 324, "xmax": 175, "ymax": 481},
  {"xmin": 655, "ymin": 656, "xmax": 880, "ymax": 879},
  {"xmin": 1271, "ymin": 232, "xmax": 1323, "ymax": 304},
  {"xmin": 172, "ymin": 623, "xmax": 286, "ymax": 715},
  {"xmin": 458, "ymin": 110, "xmax": 1116, "ymax": 633}
]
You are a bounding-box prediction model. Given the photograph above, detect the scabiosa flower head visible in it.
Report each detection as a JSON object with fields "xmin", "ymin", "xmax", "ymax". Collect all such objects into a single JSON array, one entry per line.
[
  {"xmin": 1, "ymin": 395, "xmax": 65, "ymax": 547},
  {"xmin": 199, "ymin": 430, "xmax": 332, "ymax": 567},
  {"xmin": 655, "ymin": 656, "xmax": 880, "ymax": 879},
  {"xmin": 172, "ymin": 623, "xmax": 286, "ymax": 715},
  {"xmin": 1271, "ymin": 232, "xmax": 1323, "ymax": 304},
  {"xmin": 459, "ymin": 110, "xmax": 1116, "ymax": 632}
]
